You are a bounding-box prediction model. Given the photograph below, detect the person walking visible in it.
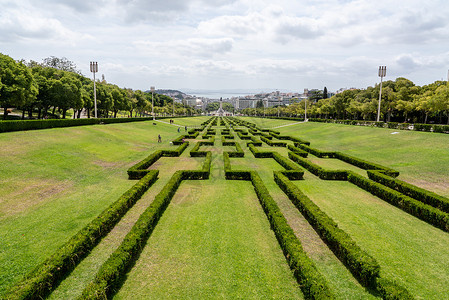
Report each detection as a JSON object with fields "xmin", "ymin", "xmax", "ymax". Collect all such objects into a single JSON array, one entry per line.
[
  {"xmin": 158, "ymin": 134, "xmax": 162, "ymax": 143},
  {"xmin": 178, "ymin": 127, "xmax": 180, "ymax": 133}
]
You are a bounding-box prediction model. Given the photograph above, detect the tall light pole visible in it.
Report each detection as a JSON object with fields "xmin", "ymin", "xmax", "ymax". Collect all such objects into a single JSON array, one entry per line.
[
  {"xmin": 90, "ymin": 62, "xmax": 98, "ymax": 118},
  {"xmin": 150, "ymin": 86, "xmax": 155, "ymax": 120},
  {"xmin": 377, "ymin": 66, "xmax": 386, "ymax": 122}
]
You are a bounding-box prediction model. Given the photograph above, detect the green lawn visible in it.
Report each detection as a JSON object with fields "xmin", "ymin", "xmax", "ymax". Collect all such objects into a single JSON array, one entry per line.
[
  {"xmin": 2, "ymin": 116, "xmax": 448, "ymax": 299},
  {"xmin": 241, "ymin": 117, "xmax": 449, "ymax": 197},
  {"xmin": 295, "ymin": 175, "xmax": 449, "ymax": 299},
  {"xmin": 115, "ymin": 179, "xmax": 303, "ymax": 299},
  {"xmin": 0, "ymin": 119, "xmax": 202, "ymax": 295}
]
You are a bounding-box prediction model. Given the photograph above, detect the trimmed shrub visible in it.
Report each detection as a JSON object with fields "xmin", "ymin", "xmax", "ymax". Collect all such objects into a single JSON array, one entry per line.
[
  {"xmin": 348, "ymin": 172, "xmax": 449, "ymax": 232},
  {"xmin": 80, "ymin": 171, "xmax": 185, "ymax": 299},
  {"xmin": 128, "ymin": 143, "xmax": 188, "ymax": 178},
  {"xmin": 297, "ymin": 144, "xmax": 336, "ymax": 158},
  {"xmin": 287, "ymin": 144, "xmax": 309, "ymax": 158},
  {"xmin": 5, "ymin": 171, "xmax": 159, "ymax": 300},
  {"xmin": 274, "ymin": 172, "xmax": 380, "ymax": 288},
  {"xmin": 288, "ymin": 152, "xmax": 347, "ymax": 180},
  {"xmin": 368, "ymin": 170, "xmax": 449, "ymax": 213},
  {"xmin": 250, "ymin": 172, "xmax": 334, "ymax": 299},
  {"xmin": 334, "ymin": 152, "xmax": 399, "ymax": 177},
  {"xmin": 261, "ymin": 136, "xmax": 287, "ymax": 147},
  {"xmin": 376, "ymin": 278, "xmax": 415, "ymax": 300},
  {"xmin": 0, "ymin": 117, "xmax": 152, "ymax": 133}
]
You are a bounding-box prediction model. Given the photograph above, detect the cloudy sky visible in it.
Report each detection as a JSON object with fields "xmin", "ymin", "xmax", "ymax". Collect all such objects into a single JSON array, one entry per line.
[{"xmin": 1, "ymin": 0, "xmax": 449, "ymax": 93}]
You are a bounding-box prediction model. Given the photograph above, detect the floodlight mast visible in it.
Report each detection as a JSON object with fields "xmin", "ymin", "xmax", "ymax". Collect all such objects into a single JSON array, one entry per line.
[
  {"xmin": 377, "ymin": 66, "xmax": 386, "ymax": 122},
  {"xmin": 90, "ymin": 62, "xmax": 98, "ymax": 118}
]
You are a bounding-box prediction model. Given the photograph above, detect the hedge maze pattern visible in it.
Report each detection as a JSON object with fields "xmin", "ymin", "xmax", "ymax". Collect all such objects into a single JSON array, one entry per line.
[{"xmin": 6, "ymin": 116, "xmax": 449, "ymax": 299}]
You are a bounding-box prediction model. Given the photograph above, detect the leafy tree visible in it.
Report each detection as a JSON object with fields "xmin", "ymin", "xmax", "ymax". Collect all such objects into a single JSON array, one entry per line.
[
  {"xmin": 256, "ymin": 99, "xmax": 264, "ymax": 108},
  {"xmin": 42, "ymin": 56, "xmax": 81, "ymax": 74},
  {"xmin": 0, "ymin": 53, "xmax": 37, "ymax": 119}
]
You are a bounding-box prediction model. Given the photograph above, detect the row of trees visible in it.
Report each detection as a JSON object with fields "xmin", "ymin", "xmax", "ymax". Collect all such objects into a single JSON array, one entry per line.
[
  {"xmin": 242, "ymin": 78, "xmax": 449, "ymax": 124},
  {"xmin": 0, "ymin": 53, "xmax": 200, "ymax": 120}
]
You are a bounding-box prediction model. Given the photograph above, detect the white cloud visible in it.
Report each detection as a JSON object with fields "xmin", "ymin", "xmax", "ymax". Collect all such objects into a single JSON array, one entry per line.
[{"xmin": 2, "ymin": 0, "xmax": 449, "ymax": 91}]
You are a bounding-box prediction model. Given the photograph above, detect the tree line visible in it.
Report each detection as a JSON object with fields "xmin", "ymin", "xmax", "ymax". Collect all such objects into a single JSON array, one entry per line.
[
  {"xmin": 0, "ymin": 53, "xmax": 199, "ymax": 120},
  {"xmin": 242, "ymin": 78, "xmax": 449, "ymax": 124}
]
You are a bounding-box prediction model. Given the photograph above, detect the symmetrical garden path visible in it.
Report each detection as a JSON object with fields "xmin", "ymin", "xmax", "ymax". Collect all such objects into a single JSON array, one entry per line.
[{"xmin": 6, "ymin": 117, "xmax": 449, "ymax": 299}]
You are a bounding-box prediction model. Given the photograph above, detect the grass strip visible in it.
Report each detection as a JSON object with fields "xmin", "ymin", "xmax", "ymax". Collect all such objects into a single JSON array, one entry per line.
[
  {"xmin": 348, "ymin": 172, "xmax": 449, "ymax": 232},
  {"xmin": 368, "ymin": 170, "xmax": 449, "ymax": 213},
  {"xmin": 4, "ymin": 171, "xmax": 159, "ymax": 300},
  {"xmin": 274, "ymin": 172, "xmax": 413, "ymax": 299}
]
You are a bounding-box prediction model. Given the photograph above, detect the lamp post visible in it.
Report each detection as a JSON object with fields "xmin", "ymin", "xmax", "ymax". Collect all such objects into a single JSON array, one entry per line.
[
  {"xmin": 150, "ymin": 86, "xmax": 155, "ymax": 120},
  {"xmin": 90, "ymin": 62, "xmax": 98, "ymax": 118},
  {"xmin": 377, "ymin": 66, "xmax": 386, "ymax": 122}
]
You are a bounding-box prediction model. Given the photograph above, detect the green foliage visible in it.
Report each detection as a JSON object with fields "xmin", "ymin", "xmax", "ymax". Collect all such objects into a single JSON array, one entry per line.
[
  {"xmin": 348, "ymin": 172, "xmax": 449, "ymax": 232},
  {"xmin": 288, "ymin": 152, "xmax": 348, "ymax": 180},
  {"xmin": 334, "ymin": 152, "xmax": 399, "ymax": 177},
  {"xmin": 128, "ymin": 142, "xmax": 189, "ymax": 179},
  {"xmin": 367, "ymin": 170, "xmax": 449, "ymax": 213},
  {"xmin": 4, "ymin": 171, "xmax": 159, "ymax": 300},
  {"xmin": 274, "ymin": 171, "xmax": 381, "ymax": 289},
  {"xmin": 261, "ymin": 136, "xmax": 287, "ymax": 147},
  {"xmin": 0, "ymin": 117, "xmax": 152, "ymax": 133},
  {"xmin": 0, "ymin": 53, "xmax": 37, "ymax": 119}
]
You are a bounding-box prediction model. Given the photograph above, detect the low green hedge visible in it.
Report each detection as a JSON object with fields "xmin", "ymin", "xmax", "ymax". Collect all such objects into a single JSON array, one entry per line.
[
  {"xmin": 236, "ymin": 131, "xmax": 251, "ymax": 140},
  {"xmin": 367, "ymin": 170, "xmax": 449, "ymax": 213},
  {"xmin": 348, "ymin": 172, "xmax": 449, "ymax": 232},
  {"xmin": 297, "ymin": 144, "xmax": 336, "ymax": 158},
  {"xmin": 261, "ymin": 136, "xmax": 287, "ymax": 147},
  {"xmin": 288, "ymin": 152, "xmax": 347, "ymax": 180},
  {"xmin": 81, "ymin": 149, "xmax": 211, "ymax": 299},
  {"xmin": 250, "ymin": 172, "xmax": 334, "ymax": 299},
  {"xmin": 128, "ymin": 143, "xmax": 188, "ymax": 179},
  {"xmin": 274, "ymin": 172, "xmax": 380, "ymax": 288},
  {"xmin": 223, "ymin": 157, "xmax": 334, "ymax": 298},
  {"xmin": 80, "ymin": 171, "xmax": 184, "ymax": 299},
  {"xmin": 5, "ymin": 171, "xmax": 159, "ymax": 300},
  {"xmin": 0, "ymin": 117, "xmax": 152, "ymax": 133},
  {"xmin": 335, "ymin": 153, "xmax": 399, "ymax": 177},
  {"xmin": 248, "ymin": 144, "xmax": 273, "ymax": 158},
  {"xmin": 287, "ymin": 145, "xmax": 309, "ymax": 158}
]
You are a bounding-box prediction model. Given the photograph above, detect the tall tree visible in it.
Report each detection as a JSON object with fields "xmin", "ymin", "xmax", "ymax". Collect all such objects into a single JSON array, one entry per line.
[
  {"xmin": 323, "ymin": 87, "xmax": 328, "ymax": 99},
  {"xmin": 42, "ymin": 56, "xmax": 81, "ymax": 74},
  {"xmin": 0, "ymin": 54, "xmax": 37, "ymax": 119}
]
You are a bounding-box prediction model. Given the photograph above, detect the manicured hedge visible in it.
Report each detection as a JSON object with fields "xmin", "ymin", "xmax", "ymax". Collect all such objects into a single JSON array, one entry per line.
[
  {"xmin": 288, "ymin": 152, "xmax": 347, "ymax": 180},
  {"xmin": 222, "ymin": 158, "xmax": 334, "ymax": 299},
  {"xmin": 307, "ymin": 118, "xmax": 449, "ymax": 134},
  {"xmin": 250, "ymin": 172, "xmax": 334, "ymax": 299},
  {"xmin": 367, "ymin": 170, "xmax": 449, "ymax": 213},
  {"xmin": 261, "ymin": 136, "xmax": 287, "ymax": 147},
  {"xmin": 248, "ymin": 144, "xmax": 273, "ymax": 158},
  {"xmin": 335, "ymin": 153, "xmax": 399, "ymax": 177},
  {"xmin": 287, "ymin": 144, "xmax": 309, "ymax": 158},
  {"xmin": 348, "ymin": 172, "xmax": 449, "ymax": 232},
  {"xmin": 128, "ymin": 142, "xmax": 188, "ymax": 179},
  {"xmin": 0, "ymin": 117, "xmax": 153, "ymax": 133},
  {"xmin": 81, "ymin": 149, "xmax": 212, "ymax": 299},
  {"xmin": 80, "ymin": 171, "xmax": 184, "ymax": 299},
  {"xmin": 274, "ymin": 172, "xmax": 380, "ymax": 288},
  {"xmin": 5, "ymin": 171, "xmax": 159, "ymax": 300},
  {"xmin": 297, "ymin": 144, "xmax": 336, "ymax": 158}
]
